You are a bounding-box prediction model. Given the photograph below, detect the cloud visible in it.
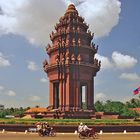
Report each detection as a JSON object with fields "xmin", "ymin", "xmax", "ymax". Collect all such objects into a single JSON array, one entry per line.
[
  {"xmin": 112, "ymin": 51, "xmax": 138, "ymax": 69},
  {"xmin": 0, "ymin": 52, "xmax": 11, "ymax": 67},
  {"xmin": 95, "ymin": 92, "xmax": 107, "ymax": 101},
  {"xmin": 7, "ymin": 90, "xmax": 16, "ymax": 96},
  {"xmin": 0, "ymin": 86, "xmax": 17, "ymax": 96},
  {"xmin": 0, "ymin": 0, "xmax": 65, "ymax": 45},
  {"xmin": 75, "ymin": 0, "xmax": 121, "ymax": 38},
  {"xmin": 96, "ymin": 51, "xmax": 137, "ymax": 70},
  {"xmin": 29, "ymin": 95, "xmax": 41, "ymax": 102},
  {"xmin": 40, "ymin": 78, "xmax": 48, "ymax": 83},
  {"xmin": 95, "ymin": 54, "xmax": 113, "ymax": 69},
  {"xmin": 0, "ymin": 0, "xmax": 19, "ymax": 35},
  {"xmin": 27, "ymin": 61, "xmax": 38, "ymax": 71},
  {"xmin": 0, "ymin": 6, "xmax": 3, "ymax": 15},
  {"xmin": 64, "ymin": 0, "xmax": 85, "ymax": 6},
  {"xmin": 0, "ymin": 85, "xmax": 4, "ymax": 91},
  {"xmin": 0, "ymin": 0, "xmax": 121, "ymax": 45},
  {"xmin": 120, "ymin": 73, "xmax": 140, "ymax": 81}
]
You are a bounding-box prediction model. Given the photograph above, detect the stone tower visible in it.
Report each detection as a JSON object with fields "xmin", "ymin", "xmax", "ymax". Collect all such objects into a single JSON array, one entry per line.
[{"xmin": 43, "ymin": 4, "xmax": 100, "ymax": 117}]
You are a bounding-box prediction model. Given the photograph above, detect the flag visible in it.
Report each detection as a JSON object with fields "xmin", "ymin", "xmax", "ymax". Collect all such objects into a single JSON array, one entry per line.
[{"xmin": 133, "ymin": 86, "xmax": 140, "ymax": 95}]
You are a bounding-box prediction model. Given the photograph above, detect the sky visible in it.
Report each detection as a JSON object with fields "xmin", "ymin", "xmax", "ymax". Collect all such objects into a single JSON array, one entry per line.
[{"xmin": 0, "ymin": 0, "xmax": 140, "ymax": 108}]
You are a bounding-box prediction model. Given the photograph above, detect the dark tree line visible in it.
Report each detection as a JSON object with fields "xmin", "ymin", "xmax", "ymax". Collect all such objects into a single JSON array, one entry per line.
[
  {"xmin": 0, "ymin": 97, "xmax": 140, "ymax": 118},
  {"xmin": 94, "ymin": 96, "xmax": 140, "ymax": 118},
  {"xmin": 0, "ymin": 107, "xmax": 29, "ymax": 118}
]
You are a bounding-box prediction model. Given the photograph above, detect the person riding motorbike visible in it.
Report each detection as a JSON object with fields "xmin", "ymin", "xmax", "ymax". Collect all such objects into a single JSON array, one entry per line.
[
  {"xmin": 83, "ymin": 123, "xmax": 92, "ymax": 136},
  {"xmin": 36, "ymin": 122, "xmax": 44, "ymax": 135},
  {"xmin": 36, "ymin": 122, "xmax": 41, "ymax": 131},
  {"xmin": 78, "ymin": 124, "xmax": 98, "ymax": 139},
  {"xmin": 78, "ymin": 122, "xmax": 84, "ymax": 133},
  {"xmin": 44, "ymin": 122, "xmax": 51, "ymax": 135}
]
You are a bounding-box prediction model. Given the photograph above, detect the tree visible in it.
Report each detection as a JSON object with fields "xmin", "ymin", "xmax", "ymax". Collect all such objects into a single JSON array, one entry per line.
[
  {"xmin": 125, "ymin": 97, "xmax": 140, "ymax": 108},
  {"xmin": 35, "ymin": 105, "xmax": 40, "ymax": 108},
  {"xmin": 94, "ymin": 99, "xmax": 139, "ymax": 118},
  {"xmin": 94, "ymin": 101, "xmax": 104, "ymax": 112},
  {"xmin": 104, "ymin": 101, "xmax": 125, "ymax": 114},
  {"xmin": 121, "ymin": 107, "xmax": 139, "ymax": 118}
]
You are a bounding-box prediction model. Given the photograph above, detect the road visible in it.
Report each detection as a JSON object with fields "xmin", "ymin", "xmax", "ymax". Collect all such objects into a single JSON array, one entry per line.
[{"xmin": 0, "ymin": 133, "xmax": 140, "ymax": 140}]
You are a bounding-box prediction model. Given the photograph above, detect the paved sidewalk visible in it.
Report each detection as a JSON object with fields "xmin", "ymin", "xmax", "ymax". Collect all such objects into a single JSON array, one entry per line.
[
  {"xmin": 1, "ymin": 130, "xmax": 140, "ymax": 135},
  {"xmin": 0, "ymin": 133, "xmax": 140, "ymax": 140}
]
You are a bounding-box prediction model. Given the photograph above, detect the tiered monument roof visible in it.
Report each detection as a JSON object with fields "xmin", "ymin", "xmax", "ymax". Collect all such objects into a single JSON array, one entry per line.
[{"xmin": 44, "ymin": 4, "xmax": 101, "ymax": 72}]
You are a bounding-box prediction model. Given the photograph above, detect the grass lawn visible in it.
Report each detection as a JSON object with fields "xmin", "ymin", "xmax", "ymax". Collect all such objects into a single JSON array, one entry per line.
[{"xmin": 0, "ymin": 118, "xmax": 140, "ymax": 125}]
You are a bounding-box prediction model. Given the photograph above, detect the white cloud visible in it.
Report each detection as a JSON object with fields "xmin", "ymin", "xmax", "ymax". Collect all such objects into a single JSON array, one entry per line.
[
  {"xmin": 0, "ymin": 0, "xmax": 65, "ymax": 45},
  {"xmin": 40, "ymin": 78, "xmax": 48, "ymax": 83},
  {"xmin": 7, "ymin": 90, "xmax": 16, "ymax": 96},
  {"xmin": 96, "ymin": 51, "xmax": 138, "ymax": 71},
  {"xmin": 0, "ymin": 85, "xmax": 4, "ymax": 91},
  {"xmin": 27, "ymin": 61, "xmax": 38, "ymax": 71},
  {"xmin": 95, "ymin": 92, "xmax": 107, "ymax": 101},
  {"xmin": 76, "ymin": 0, "xmax": 121, "ymax": 38},
  {"xmin": 0, "ymin": 86, "xmax": 17, "ymax": 97},
  {"xmin": 0, "ymin": 0, "xmax": 121, "ymax": 45},
  {"xmin": 29, "ymin": 95, "xmax": 41, "ymax": 102},
  {"xmin": 64, "ymin": 0, "xmax": 85, "ymax": 6},
  {"xmin": 112, "ymin": 51, "xmax": 137, "ymax": 69},
  {"xmin": 0, "ymin": 52, "xmax": 10, "ymax": 67},
  {"xmin": 120, "ymin": 73, "xmax": 140, "ymax": 81},
  {"xmin": 0, "ymin": 0, "xmax": 21, "ymax": 34},
  {"xmin": 95, "ymin": 54, "xmax": 113, "ymax": 69}
]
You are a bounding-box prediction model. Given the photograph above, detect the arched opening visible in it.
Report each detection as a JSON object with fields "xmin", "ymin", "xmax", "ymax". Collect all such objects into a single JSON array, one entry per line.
[
  {"xmin": 80, "ymin": 85, "xmax": 87, "ymax": 109},
  {"xmin": 53, "ymin": 82, "xmax": 59, "ymax": 109}
]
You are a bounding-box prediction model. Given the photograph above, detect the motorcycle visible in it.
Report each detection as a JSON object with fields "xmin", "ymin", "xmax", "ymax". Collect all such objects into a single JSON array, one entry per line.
[
  {"xmin": 38, "ymin": 127, "xmax": 56, "ymax": 137},
  {"xmin": 79, "ymin": 128, "xmax": 99, "ymax": 139}
]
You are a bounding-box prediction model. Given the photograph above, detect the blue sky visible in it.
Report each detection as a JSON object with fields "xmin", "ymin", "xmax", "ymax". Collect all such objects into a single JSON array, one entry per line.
[{"xmin": 0, "ymin": 0, "xmax": 140, "ymax": 108}]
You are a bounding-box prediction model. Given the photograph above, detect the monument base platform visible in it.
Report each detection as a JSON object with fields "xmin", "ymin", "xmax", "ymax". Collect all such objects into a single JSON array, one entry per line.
[{"xmin": 45, "ymin": 110, "xmax": 96, "ymax": 119}]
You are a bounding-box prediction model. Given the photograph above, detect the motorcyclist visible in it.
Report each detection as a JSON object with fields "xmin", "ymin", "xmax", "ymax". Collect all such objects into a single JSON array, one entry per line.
[
  {"xmin": 36, "ymin": 122, "xmax": 42, "ymax": 131},
  {"xmin": 78, "ymin": 122, "xmax": 84, "ymax": 133},
  {"xmin": 44, "ymin": 122, "xmax": 51, "ymax": 135},
  {"xmin": 36, "ymin": 122, "xmax": 44, "ymax": 136},
  {"xmin": 83, "ymin": 123, "xmax": 92, "ymax": 136}
]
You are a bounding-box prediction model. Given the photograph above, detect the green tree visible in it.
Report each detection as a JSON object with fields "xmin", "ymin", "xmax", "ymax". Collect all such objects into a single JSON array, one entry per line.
[
  {"xmin": 94, "ymin": 101, "xmax": 104, "ymax": 112},
  {"xmin": 125, "ymin": 97, "xmax": 140, "ymax": 108},
  {"xmin": 104, "ymin": 101, "xmax": 125, "ymax": 114},
  {"xmin": 121, "ymin": 107, "xmax": 139, "ymax": 118}
]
